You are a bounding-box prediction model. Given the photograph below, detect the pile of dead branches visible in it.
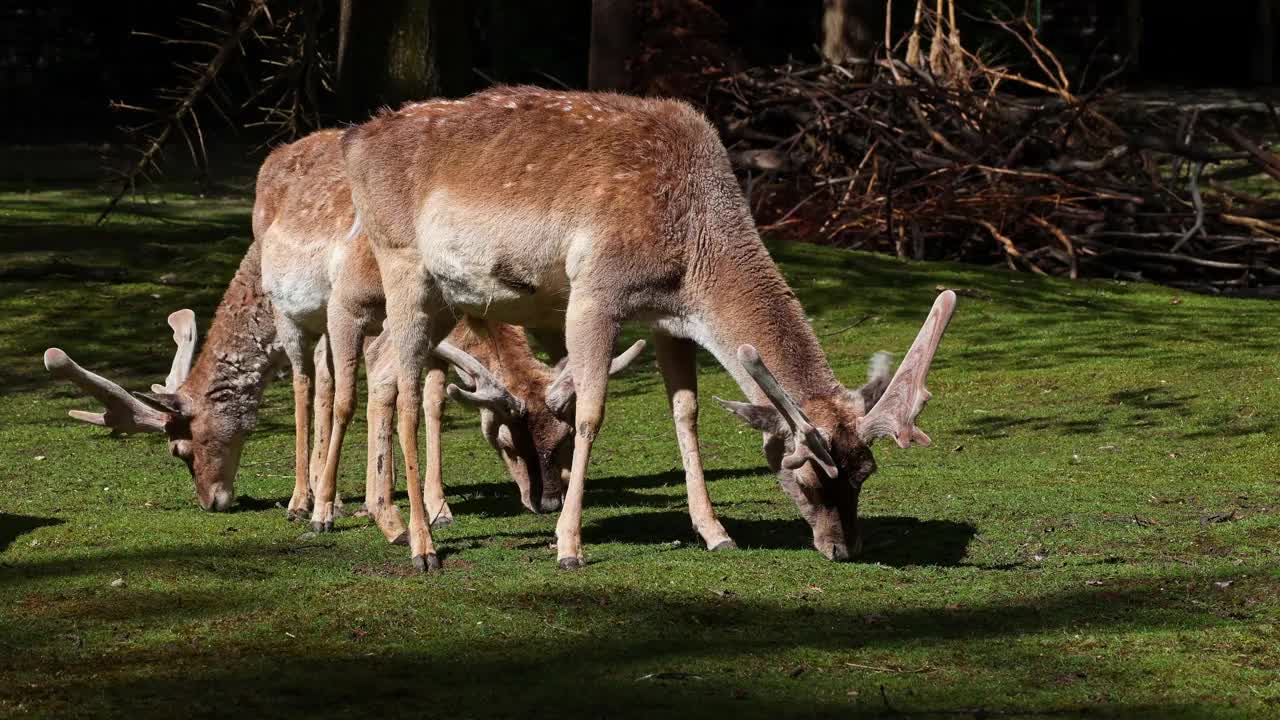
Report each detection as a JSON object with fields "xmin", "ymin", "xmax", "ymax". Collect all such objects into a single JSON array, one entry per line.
[{"xmin": 706, "ymin": 13, "xmax": 1280, "ymax": 294}]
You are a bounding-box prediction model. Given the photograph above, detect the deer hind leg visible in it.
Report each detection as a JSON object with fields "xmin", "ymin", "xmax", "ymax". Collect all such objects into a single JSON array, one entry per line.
[
  {"xmin": 382, "ymin": 265, "xmax": 453, "ymax": 572},
  {"xmin": 280, "ymin": 320, "xmax": 316, "ymax": 521},
  {"xmin": 422, "ymin": 361, "xmax": 454, "ymax": 528},
  {"xmin": 555, "ymin": 294, "xmax": 620, "ymax": 570},
  {"xmin": 653, "ymin": 332, "xmax": 735, "ymax": 550},
  {"xmin": 309, "ymin": 337, "xmax": 334, "ymax": 506},
  {"xmin": 310, "ymin": 309, "xmax": 364, "ymax": 533},
  {"xmin": 364, "ymin": 333, "xmax": 408, "ymax": 544}
]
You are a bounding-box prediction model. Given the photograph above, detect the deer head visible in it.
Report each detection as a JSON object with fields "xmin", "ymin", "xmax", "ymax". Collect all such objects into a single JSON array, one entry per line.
[
  {"xmin": 437, "ymin": 337, "xmax": 647, "ymax": 514},
  {"xmin": 717, "ymin": 290, "xmax": 957, "ymax": 560},
  {"xmin": 44, "ymin": 308, "xmax": 254, "ymax": 512}
]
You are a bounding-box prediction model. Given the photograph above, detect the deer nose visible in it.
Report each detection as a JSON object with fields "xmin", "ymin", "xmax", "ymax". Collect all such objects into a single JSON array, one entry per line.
[
  {"xmin": 202, "ymin": 487, "xmax": 235, "ymax": 512},
  {"xmin": 821, "ymin": 541, "xmax": 851, "ymax": 562},
  {"xmin": 539, "ymin": 494, "xmax": 563, "ymax": 513}
]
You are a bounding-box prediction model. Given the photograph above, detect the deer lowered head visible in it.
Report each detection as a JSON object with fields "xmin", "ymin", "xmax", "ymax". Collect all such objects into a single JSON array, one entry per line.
[
  {"xmin": 715, "ymin": 290, "xmax": 957, "ymax": 560},
  {"xmin": 435, "ymin": 320, "xmax": 647, "ymax": 514},
  {"xmin": 45, "ymin": 311, "xmax": 251, "ymax": 512},
  {"xmin": 44, "ymin": 243, "xmax": 284, "ymax": 512}
]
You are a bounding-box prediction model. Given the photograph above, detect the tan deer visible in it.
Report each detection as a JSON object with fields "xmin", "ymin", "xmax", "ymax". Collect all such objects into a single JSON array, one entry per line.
[
  {"xmin": 340, "ymin": 86, "xmax": 957, "ymax": 570},
  {"xmin": 44, "ymin": 129, "xmax": 641, "ymax": 565}
]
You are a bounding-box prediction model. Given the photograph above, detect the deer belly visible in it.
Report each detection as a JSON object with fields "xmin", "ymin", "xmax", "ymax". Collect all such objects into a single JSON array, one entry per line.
[
  {"xmin": 416, "ymin": 201, "xmax": 574, "ymax": 327},
  {"xmin": 261, "ymin": 226, "xmax": 333, "ymax": 334}
]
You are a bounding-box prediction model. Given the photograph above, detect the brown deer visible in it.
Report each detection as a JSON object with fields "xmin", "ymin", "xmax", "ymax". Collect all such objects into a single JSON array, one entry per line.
[
  {"xmin": 44, "ymin": 129, "xmax": 641, "ymax": 565},
  {"xmin": 340, "ymin": 86, "xmax": 957, "ymax": 570}
]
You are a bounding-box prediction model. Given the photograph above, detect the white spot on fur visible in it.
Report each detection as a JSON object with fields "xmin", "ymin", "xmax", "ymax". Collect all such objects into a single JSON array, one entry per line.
[
  {"xmin": 502, "ymin": 181, "xmax": 515, "ymax": 188},
  {"xmin": 505, "ymin": 101, "xmax": 517, "ymax": 109},
  {"xmin": 525, "ymin": 164, "xmax": 537, "ymax": 172}
]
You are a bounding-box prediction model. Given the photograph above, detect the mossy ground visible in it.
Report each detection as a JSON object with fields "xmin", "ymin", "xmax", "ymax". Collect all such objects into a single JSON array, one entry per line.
[{"xmin": 1, "ymin": 160, "xmax": 1277, "ymax": 719}]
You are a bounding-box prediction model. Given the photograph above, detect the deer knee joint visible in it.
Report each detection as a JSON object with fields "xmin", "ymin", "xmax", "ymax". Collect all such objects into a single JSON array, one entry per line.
[{"xmin": 671, "ymin": 394, "xmax": 698, "ymax": 425}]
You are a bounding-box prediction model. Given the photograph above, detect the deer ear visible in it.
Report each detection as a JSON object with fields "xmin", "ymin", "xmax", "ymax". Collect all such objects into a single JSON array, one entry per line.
[
  {"xmin": 850, "ymin": 351, "xmax": 894, "ymax": 413},
  {"xmin": 714, "ymin": 397, "xmax": 787, "ymax": 435}
]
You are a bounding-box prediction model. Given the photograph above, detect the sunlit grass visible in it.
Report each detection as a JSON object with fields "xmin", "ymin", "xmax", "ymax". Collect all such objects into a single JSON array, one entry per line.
[{"xmin": 1, "ymin": 171, "xmax": 1277, "ymax": 719}]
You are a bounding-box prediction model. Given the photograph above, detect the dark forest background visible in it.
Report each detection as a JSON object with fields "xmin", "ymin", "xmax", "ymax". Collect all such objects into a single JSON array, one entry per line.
[
  {"xmin": 3, "ymin": 1, "xmax": 1276, "ymax": 144},
  {"xmin": 4, "ymin": 1, "xmax": 1280, "ymax": 292}
]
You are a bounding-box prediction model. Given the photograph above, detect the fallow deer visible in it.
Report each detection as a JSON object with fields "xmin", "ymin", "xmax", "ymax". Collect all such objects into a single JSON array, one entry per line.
[
  {"xmin": 340, "ymin": 86, "xmax": 957, "ymax": 570},
  {"xmin": 44, "ymin": 129, "xmax": 640, "ymax": 565}
]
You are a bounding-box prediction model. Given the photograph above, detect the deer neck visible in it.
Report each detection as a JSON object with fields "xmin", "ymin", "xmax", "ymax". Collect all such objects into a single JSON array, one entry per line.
[
  {"xmin": 182, "ymin": 241, "xmax": 284, "ymax": 431},
  {"xmin": 696, "ymin": 241, "xmax": 840, "ymax": 406}
]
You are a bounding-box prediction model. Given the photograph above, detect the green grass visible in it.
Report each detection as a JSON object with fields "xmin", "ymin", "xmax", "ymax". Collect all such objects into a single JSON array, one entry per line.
[{"xmin": 1, "ymin": 170, "xmax": 1278, "ymax": 719}]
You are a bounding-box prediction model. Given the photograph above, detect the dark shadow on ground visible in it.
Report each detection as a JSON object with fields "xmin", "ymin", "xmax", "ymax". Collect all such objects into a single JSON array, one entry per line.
[
  {"xmin": 0, "ymin": 513, "xmax": 64, "ymax": 553},
  {"xmin": 584, "ymin": 511, "xmax": 976, "ymax": 568},
  {"xmin": 0, "ymin": 539, "xmax": 1241, "ymax": 719}
]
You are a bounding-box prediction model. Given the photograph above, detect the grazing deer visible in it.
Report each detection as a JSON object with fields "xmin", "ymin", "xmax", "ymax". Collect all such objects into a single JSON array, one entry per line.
[
  {"xmin": 340, "ymin": 86, "xmax": 957, "ymax": 570},
  {"xmin": 44, "ymin": 129, "xmax": 640, "ymax": 565}
]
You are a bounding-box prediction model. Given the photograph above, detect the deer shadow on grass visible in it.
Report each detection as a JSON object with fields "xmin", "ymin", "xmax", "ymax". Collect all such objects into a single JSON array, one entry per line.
[
  {"xmin": 584, "ymin": 511, "xmax": 976, "ymax": 568},
  {"xmin": 445, "ymin": 467, "xmax": 775, "ymax": 520},
  {"xmin": 0, "ymin": 537, "xmax": 1234, "ymax": 719},
  {"xmin": 0, "ymin": 513, "xmax": 64, "ymax": 553}
]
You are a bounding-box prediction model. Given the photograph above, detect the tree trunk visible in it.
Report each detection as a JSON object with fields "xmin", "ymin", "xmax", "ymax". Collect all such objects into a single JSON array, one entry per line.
[
  {"xmin": 1124, "ymin": 0, "xmax": 1143, "ymax": 71},
  {"xmin": 821, "ymin": 0, "xmax": 878, "ymax": 80},
  {"xmin": 337, "ymin": 0, "xmax": 471, "ymax": 123},
  {"xmin": 1254, "ymin": 0, "xmax": 1275, "ymax": 85},
  {"xmin": 588, "ymin": 0, "xmax": 634, "ymax": 91}
]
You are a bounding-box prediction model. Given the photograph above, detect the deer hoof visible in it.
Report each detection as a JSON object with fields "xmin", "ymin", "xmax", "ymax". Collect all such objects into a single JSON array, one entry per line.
[
  {"xmin": 286, "ymin": 508, "xmax": 306, "ymax": 522},
  {"xmin": 710, "ymin": 539, "xmax": 738, "ymax": 551},
  {"xmin": 310, "ymin": 520, "xmax": 334, "ymax": 534},
  {"xmin": 412, "ymin": 553, "xmax": 442, "ymax": 573},
  {"xmin": 557, "ymin": 556, "xmax": 584, "ymax": 571},
  {"xmin": 430, "ymin": 515, "xmax": 454, "ymax": 530},
  {"xmin": 390, "ymin": 531, "xmax": 410, "ymax": 546}
]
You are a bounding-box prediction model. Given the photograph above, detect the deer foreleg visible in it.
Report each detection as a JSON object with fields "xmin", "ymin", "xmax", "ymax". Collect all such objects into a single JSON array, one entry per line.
[
  {"xmin": 310, "ymin": 338, "xmax": 334, "ymax": 503},
  {"xmin": 554, "ymin": 294, "xmax": 619, "ymax": 569},
  {"xmin": 281, "ymin": 321, "xmax": 316, "ymax": 521}
]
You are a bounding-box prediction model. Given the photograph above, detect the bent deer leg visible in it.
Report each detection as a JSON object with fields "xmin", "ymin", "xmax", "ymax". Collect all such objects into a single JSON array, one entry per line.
[{"xmin": 653, "ymin": 332, "xmax": 735, "ymax": 550}]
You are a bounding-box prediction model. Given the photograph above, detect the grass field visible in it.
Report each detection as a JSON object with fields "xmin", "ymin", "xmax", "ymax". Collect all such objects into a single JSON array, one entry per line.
[{"xmin": 1, "ymin": 170, "xmax": 1278, "ymax": 719}]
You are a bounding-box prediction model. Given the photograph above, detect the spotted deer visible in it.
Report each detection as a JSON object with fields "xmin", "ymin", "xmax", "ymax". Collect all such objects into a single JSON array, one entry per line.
[
  {"xmin": 44, "ymin": 129, "xmax": 640, "ymax": 559},
  {"xmin": 340, "ymin": 85, "xmax": 958, "ymax": 570}
]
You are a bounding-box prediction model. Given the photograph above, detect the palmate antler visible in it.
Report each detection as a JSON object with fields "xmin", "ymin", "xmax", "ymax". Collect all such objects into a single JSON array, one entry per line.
[
  {"xmin": 44, "ymin": 349, "xmax": 171, "ymax": 434},
  {"xmin": 736, "ymin": 344, "xmax": 840, "ymax": 478},
  {"xmin": 434, "ymin": 340, "xmax": 528, "ymax": 420},
  {"xmin": 45, "ymin": 309, "xmax": 199, "ymax": 434},
  {"xmin": 857, "ymin": 290, "xmax": 956, "ymax": 448},
  {"xmin": 151, "ymin": 309, "xmax": 198, "ymax": 394},
  {"xmin": 728, "ymin": 290, "xmax": 956, "ymax": 474}
]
